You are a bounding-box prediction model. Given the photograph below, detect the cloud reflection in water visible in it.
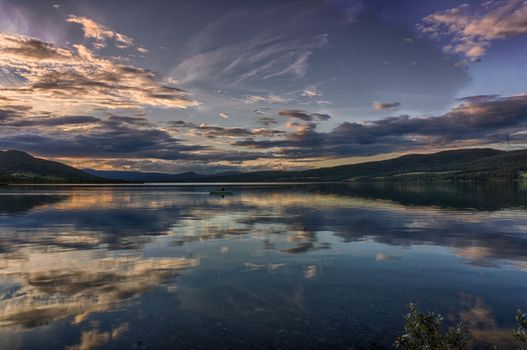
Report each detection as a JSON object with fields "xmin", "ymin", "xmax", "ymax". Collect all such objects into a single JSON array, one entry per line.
[{"xmin": 0, "ymin": 183, "xmax": 526, "ymax": 348}]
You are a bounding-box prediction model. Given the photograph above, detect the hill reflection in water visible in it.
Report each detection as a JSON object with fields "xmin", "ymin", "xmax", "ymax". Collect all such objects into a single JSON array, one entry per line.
[{"xmin": 0, "ymin": 183, "xmax": 526, "ymax": 349}]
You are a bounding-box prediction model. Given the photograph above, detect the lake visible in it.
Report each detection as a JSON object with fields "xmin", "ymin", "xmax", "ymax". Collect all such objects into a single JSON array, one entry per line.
[{"xmin": 1, "ymin": 183, "xmax": 527, "ymax": 349}]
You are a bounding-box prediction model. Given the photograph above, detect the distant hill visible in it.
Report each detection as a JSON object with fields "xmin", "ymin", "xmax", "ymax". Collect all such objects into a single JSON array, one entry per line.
[
  {"xmin": 84, "ymin": 148, "xmax": 527, "ymax": 183},
  {"xmin": 199, "ymin": 148, "xmax": 527, "ymax": 182},
  {"xmin": 2, "ymin": 148, "xmax": 527, "ymax": 184},
  {"xmin": 0, "ymin": 150, "xmax": 103, "ymax": 183},
  {"xmin": 83, "ymin": 169, "xmax": 204, "ymax": 182},
  {"xmin": 82, "ymin": 169, "xmax": 243, "ymax": 182}
]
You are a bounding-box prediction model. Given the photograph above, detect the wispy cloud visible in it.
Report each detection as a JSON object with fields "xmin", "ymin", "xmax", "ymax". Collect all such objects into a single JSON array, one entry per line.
[
  {"xmin": 331, "ymin": 0, "xmax": 363, "ymax": 25},
  {"xmin": 419, "ymin": 0, "xmax": 527, "ymax": 60},
  {"xmin": 241, "ymin": 94, "xmax": 292, "ymax": 105},
  {"xmin": 302, "ymin": 87, "xmax": 323, "ymax": 97},
  {"xmin": 170, "ymin": 34, "xmax": 328, "ymax": 86}
]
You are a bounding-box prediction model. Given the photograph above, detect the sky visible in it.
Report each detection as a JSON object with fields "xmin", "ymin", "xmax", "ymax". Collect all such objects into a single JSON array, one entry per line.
[{"xmin": 0, "ymin": 0, "xmax": 527, "ymax": 173}]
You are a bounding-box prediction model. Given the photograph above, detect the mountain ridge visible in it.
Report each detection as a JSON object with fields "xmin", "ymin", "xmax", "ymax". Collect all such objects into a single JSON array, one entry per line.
[
  {"xmin": 198, "ymin": 148, "xmax": 527, "ymax": 182},
  {"xmin": 82, "ymin": 169, "xmax": 203, "ymax": 182},
  {"xmin": 0, "ymin": 150, "xmax": 103, "ymax": 183},
  {"xmin": 2, "ymin": 148, "xmax": 527, "ymax": 183}
]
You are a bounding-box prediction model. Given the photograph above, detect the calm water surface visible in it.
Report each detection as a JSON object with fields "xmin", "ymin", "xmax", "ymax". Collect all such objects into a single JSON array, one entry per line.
[{"xmin": 1, "ymin": 183, "xmax": 527, "ymax": 349}]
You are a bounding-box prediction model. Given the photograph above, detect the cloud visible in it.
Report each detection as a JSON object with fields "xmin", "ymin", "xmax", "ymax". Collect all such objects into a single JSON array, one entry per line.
[
  {"xmin": 233, "ymin": 94, "xmax": 527, "ymax": 157},
  {"xmin": 299, "ymin": 87, "xmax": 333, "ymax": 106},
  {"xmin": 170, "ymin": 34, "xmax": 328, "ymax": 86},
  {"xmin": 0, "ymin": 32, "xmax": 72, "ymax": 62},
  {"xmin": 241, "ymin": 94, "xmax": 292, "ymax": 104},
  {"xmin": 167, "ymin": 120, "xmax": 285, "ymax": 139},
  {"xmin": 67, "ymin": 15, "xmax": 135, "ymax": 49},
  {"xmin": 1, "ymin": 22, "xmax": 524, "ymax": 171},
  {"xmin": 0, "ymin": 33, "xmax": 198, "ymax": 115},
  {"xmin": 253, "ymin": 108, "xmax": 271, "ymax": 115},
  {"xmin": 0, "ymin": 113, "xmax": 208, "ymax": 160},
  {"xmin": 258, "ymin": 117, "xmax": 278, "ymax": 126},
  {"xmin": 331, "ymin": 0, "xmax": 364, "ymax": 25},
  {"xmin": 419, "ymin": 0, "xmax": 527, "ymax": 60},
  {"xmin": 313, "ymin": 100, "xmax": 333, "ymax": 105},
  {"xmin": 9, "ymin": 92, "xmax": 517, "ymax": 169},
  {"xmin": 373, "ymin": 101, "xmax": 401, "ymax": 110},
  {"xmin": 302, "ymin": 87, "xmax": 323, "ymax": 97},
  {"xmin": 3, "ymin": 115, "xmax": 99, "ymax": 127},
  {"xmin": 278, "ymin": 109, "xmax": 331, "ymax": 122}
]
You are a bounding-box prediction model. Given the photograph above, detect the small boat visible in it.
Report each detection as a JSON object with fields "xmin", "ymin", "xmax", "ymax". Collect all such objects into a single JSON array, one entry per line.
[
  {"xmin": 209, "ymin": 188, "xmax": 233, "ymax": 196},
  {"xmin": 209, "ymin": 191, "xmax": 233, "ymax": 196}
]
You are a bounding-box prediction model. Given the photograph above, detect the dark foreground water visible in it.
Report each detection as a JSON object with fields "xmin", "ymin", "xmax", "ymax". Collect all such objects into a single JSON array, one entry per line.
[{"xmin": 1, "ymin": 182, "xmax": 527, "ymax": 349}]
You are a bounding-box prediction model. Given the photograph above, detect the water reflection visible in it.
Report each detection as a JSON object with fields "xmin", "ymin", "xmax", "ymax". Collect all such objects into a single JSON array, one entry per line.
[
  {"xmin": 67, "ymin": 324, "xmax": 129, "ymax": 350},
  {"xmin": 0, "ymin": 193, "xmax": 67, "ymax": 215},
  {"xmin": 457, "ymin": 294, "xmax": 517, "ymax": 348},
  {"xmin": 0, "ymin": 183, "xmax": 526, "ymax": 349}
]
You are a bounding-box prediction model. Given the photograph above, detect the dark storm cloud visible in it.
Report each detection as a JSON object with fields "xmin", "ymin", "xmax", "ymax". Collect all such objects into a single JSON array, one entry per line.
[
  {"xmin": 0, "ymin": 115, "xmax": 204, "ymax": 160},
  {"xmin": 4, "ymin": 93, "xmax": 525, "ymax": 165},
  {"xmin": 6, "ymin": 115, "xmax": 99, "ymax": 127},
  {"xmin": 278, "ymin": 110, "xmax": 331, "ymax": 122},
  {"xmin": 106, "ymin": 114, "xmax": 150, "ymax": 126},
  {"xmin": 0, "ymin": 113, "xmax": 273, "ymax": 164},
  {"xmin": 456, "ymin": 95, "xmax": 500, "ymax": 104},
  {"xmin": 196, "ymin": 125, "xmax": 284, "ymax": 139},
  {"xmin": 167, "ymin": 120, "xmax": 195, "ymax": 128},
  {"xmin": 233, "ymin": 94, "xmax": 527, "ymax": 157}
]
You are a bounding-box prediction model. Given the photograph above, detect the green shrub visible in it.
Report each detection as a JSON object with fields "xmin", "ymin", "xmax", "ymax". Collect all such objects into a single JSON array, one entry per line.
[
  {"xmin": 396, "ymin": 306, "xmax": 527, "ymax": 349},
  {"xmin": 395, "ymin": 304, "xmax": 470, "ymax": 350},
  {"xmin": 514, "ymin": 310, "xmax": 527, "ymax": 346}
]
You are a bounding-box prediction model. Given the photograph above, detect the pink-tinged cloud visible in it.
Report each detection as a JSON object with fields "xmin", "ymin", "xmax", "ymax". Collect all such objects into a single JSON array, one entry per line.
[
  {"xmin": 67, "ymin": 15, "xmax": 135, "ymax": 49},
  {"xmin": 373, "ymin": 101, "xmax": 401, "ymax": 110},
  {"xmin": 419, "ymin": 0, "xmax": 527, "ymax": 60},
  {"xmin": 0, "ymin": 33, "xmax": 199, "ymax": 115}
]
